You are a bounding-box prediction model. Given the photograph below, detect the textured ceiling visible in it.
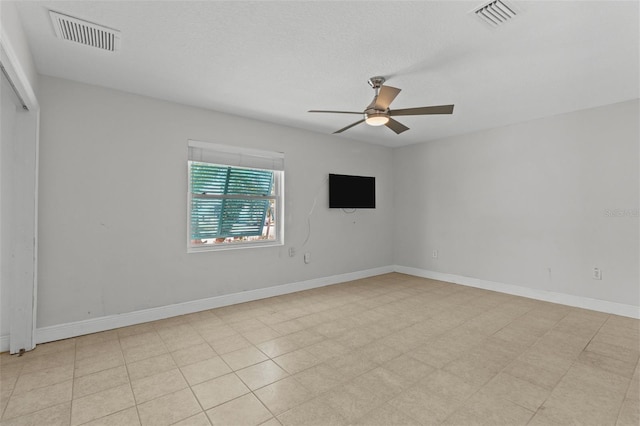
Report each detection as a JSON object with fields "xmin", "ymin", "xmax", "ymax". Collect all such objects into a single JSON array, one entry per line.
[{"xmin": 12, "ymin": 1, "xmax": 640, "ymax": 147}]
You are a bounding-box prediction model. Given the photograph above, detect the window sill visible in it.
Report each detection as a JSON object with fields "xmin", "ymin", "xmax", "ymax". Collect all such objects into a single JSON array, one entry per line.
[{"xmin": 188, "ymin": 240, "xmax": 283, "ymax": 253}]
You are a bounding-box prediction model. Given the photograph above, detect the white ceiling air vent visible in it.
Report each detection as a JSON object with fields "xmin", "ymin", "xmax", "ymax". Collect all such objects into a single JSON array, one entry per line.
[
  {"xmin": 49, "ymin": 11, "xmax": 121, "ymax": 52},
  {"xmin": 473, "ymin": 0, "xmax": 517, "ymax": 27}
]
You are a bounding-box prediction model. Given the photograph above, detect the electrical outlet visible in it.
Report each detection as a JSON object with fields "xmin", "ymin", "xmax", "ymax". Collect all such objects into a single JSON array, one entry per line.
[
  {"xmin": 304, "ymin": 252, "xmax": 311, "ymax": 264},
  {"xmin": 289, "ymin": 247, "xmax": 295, "ymax": 257},
  {"xmin": 593, "ymin": 267, "xmax": 602, "ymax": 280},
  {"xmin": 432, "ymin": 250, "xmax": 438, "ymax": 259}
]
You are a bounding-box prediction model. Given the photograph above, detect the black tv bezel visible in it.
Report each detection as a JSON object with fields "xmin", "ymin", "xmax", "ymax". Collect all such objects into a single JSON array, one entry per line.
[{"xmin": 328, "ymin": 173, "xmax": 376, "ymax": 209}]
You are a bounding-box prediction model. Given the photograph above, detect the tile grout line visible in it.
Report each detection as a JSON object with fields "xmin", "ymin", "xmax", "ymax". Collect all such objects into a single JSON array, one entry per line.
[
  {"xmin": 1, "ymin": 274, "xmax": 638, "ymax": 426},
  {"xmin": 124, "ymin": 328, "xmax": 161, "ymax": 426},
  {"xmin": 520, "ymin": 311, "xmax": 611, "ymax": 425},
  {"xmin": 69, "ymin": 338, "xmax": 77, "ymax": 426}
]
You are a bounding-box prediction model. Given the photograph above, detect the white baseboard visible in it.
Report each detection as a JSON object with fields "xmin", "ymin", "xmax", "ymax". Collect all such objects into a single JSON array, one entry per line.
[
  {"xmin": 3, "ymin": 263, "xmax": 636, "ymax": 353},
  {"xmin": 394, "ymin": 265, "xmax": 640, "ymax": 319},
  {"xmin": 32, "ymin": 265, "xmax": 394, "ymax": 347}
]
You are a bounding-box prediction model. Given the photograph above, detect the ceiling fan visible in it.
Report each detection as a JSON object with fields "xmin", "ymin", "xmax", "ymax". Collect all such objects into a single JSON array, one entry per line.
[{"xmin": 309, "ymin": 76, "xmax": 454, "ymax": 135}]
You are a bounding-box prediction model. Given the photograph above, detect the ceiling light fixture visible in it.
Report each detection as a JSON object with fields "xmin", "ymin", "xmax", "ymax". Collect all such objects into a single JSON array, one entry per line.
[{"xmin": 364, "ymin": 110, "xmax": 389, "ymax": 126}]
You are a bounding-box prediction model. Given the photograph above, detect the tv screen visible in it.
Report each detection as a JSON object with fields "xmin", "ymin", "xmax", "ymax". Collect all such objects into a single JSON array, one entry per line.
[{"xmin": 329, "ymin": 174, "xmax": 376, "ymax": 209}]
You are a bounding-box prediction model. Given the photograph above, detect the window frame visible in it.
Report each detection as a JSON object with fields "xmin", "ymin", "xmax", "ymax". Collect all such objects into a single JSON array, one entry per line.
[{"xmin": 187, "ymin": 140, "xmax": 284, "ymax": 253}]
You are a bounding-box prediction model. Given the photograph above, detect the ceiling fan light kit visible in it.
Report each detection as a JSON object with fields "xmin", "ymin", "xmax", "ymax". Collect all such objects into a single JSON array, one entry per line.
[
  {"xmin": 309, "ymin": 76, "xmax": 454, "ymax": 135},
  {"xmin": 364, "ymin": 110, "xmax": 389, "ymax": 126}
]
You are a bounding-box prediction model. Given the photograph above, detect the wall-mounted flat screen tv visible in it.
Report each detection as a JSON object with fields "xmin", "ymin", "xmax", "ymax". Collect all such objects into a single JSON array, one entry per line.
[{"xmin": 329, "ymin": 173, "xmax": 376, "ymax": 209}]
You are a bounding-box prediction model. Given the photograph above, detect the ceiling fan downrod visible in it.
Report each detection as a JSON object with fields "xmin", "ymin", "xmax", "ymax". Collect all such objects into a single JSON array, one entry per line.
[{"xmin": 368, "ymin": 76, "xmax": 385, "ymax": 98}]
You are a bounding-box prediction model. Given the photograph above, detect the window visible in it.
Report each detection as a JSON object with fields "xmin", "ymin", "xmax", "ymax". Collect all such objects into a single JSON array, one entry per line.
[{"xmin": 188, "ymin": 141, "xmax": 284, "ymax": 251}]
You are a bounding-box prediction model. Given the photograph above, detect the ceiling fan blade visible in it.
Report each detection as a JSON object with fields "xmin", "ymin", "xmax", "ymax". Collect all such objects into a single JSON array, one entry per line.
[
  {"xmin": 374, "ymin": 85, "xmax": 401, "ymax": 110},
  {"xmin": 333, "ymin": 119, "xmax": 366, "ymax": 134},
  {"xmin": 390, "ymin": 104, "xmax": 454, "ymax": 116},
  {"xmin": 385, "ymin": 118, "xmax": 410, "ymax": 134},
  {"xmin": 308, "ymin": 110, "xmax": 362, "ymax": 114}
]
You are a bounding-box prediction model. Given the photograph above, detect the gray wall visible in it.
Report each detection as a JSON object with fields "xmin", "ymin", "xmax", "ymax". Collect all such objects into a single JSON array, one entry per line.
[
  {"xmin": 36, "ymin": 75, "xmax": 394, "ymax": 328},
  {"xmin": 27, "ymin": 76, "xmax": 640, "ymax": 333},
  {"xmin": 393, "ymin": 100, "xmax": 639, "ymax": 306}
]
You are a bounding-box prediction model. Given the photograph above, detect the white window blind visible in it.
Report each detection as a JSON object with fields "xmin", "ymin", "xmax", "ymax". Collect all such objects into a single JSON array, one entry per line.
[
  {"xmin": 187, "ymin": 140, "xmax": 284, "ymax": 251},
  {"xmin": 188, "ymin": 140, "xmax": 284, "ymax": 171}
]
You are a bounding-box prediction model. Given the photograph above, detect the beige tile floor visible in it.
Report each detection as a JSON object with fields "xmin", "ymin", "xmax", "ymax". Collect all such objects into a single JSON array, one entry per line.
[{"xmin": 1, "ymin": 273, "xmax": 638, "ymax": 425}]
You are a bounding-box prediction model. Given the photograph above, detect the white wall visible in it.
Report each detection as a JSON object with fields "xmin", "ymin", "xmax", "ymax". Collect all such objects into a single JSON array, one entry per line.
[
  {"xmin": 0, "ymin": 84, "xmax": 39, "ymax": 351},
  {"xmin": 394, "ymin": 100, "xmax": 639, "ymax": 309},
  {"xmin": 0, "ymin": 2, "xmax": 39, "ymax": 94},
  {"xmin": 36, "ymin": 75, "xmax": 394, "ymax": 329},
  {"xmin": 0, "ymin": 76, "xmax": 19, "ymax": 338},
  {"xmin": 1, "ymin": 1, "xmax": 40, "ymax": 351},
  {"xmin": 23, "ymin": 76, "xmax": 640, "ymax": 336}
]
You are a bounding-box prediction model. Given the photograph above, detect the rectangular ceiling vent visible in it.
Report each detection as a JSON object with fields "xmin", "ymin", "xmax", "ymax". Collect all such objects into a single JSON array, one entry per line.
[
  {"xmin": 473, "ymin": 0, "xmax": 517, "ymax": 27},
  {"xmin": 49, "ymin": 11, "xmax": 121, "ymax": 52}
]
